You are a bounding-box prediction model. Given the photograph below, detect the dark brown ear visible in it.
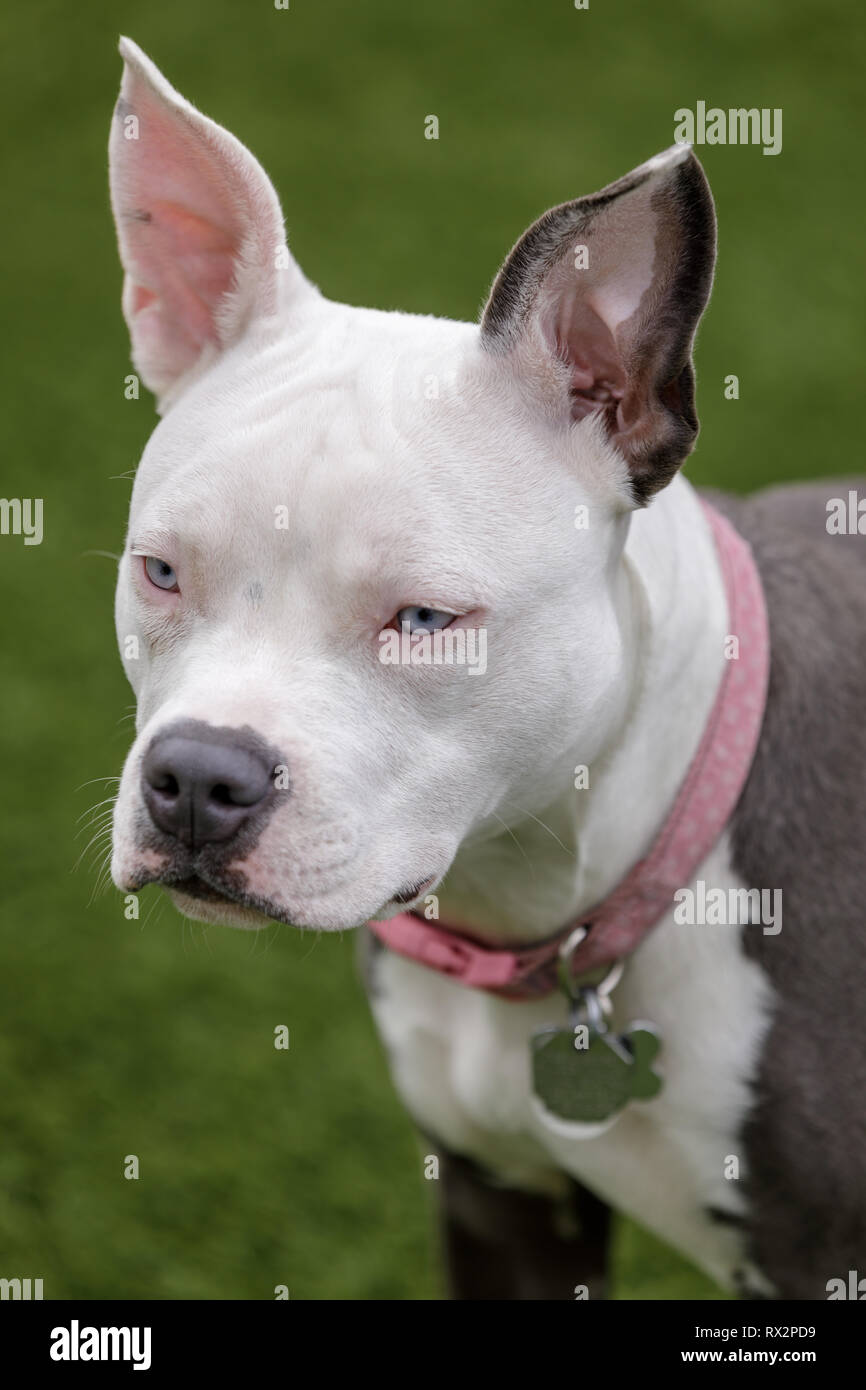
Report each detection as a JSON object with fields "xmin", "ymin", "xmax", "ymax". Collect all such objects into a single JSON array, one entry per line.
[{"xmin": 480, "ymin": 146, "xmax": 716, "ymax": 504}]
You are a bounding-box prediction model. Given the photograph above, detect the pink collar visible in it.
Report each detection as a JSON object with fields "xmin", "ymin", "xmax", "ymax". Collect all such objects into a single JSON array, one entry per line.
[{"xmin": 368, "ymin": 500, "xmax": 770, "ymax": 1001}]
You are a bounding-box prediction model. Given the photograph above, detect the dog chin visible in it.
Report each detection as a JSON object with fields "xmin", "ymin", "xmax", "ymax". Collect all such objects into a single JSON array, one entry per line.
[
  {"xmin": 168, "ymin": 888, "xmax": 275, "ymax": 931},
  {"xmin": 165, "ymin": 882, "xmax": 374, "ymax": 933}
]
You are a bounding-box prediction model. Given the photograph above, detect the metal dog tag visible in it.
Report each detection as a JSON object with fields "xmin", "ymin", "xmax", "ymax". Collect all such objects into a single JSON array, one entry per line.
[
  {"xmin": 531, "ymin": 1014, "xmax": 662, "ymax": 1123},
  {"xmin": 530, "ymin": 927, "xmax": 663, "ymax": 1124}
]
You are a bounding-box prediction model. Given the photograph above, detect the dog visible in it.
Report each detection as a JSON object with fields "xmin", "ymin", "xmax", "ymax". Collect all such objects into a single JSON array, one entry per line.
[{"xmin": 108, "ymin": 38, "xmax": 866, "ymax": 1300}]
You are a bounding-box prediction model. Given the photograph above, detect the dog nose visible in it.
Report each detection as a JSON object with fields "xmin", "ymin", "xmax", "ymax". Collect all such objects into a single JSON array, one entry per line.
[{"xmin": 141, "ymin": 724, "xmax": 276, "ymax": 848}]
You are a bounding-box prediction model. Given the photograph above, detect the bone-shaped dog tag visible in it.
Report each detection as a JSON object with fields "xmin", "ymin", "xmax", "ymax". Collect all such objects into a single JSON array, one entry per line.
[{"xmin": 531, "ymin": 1010, "xmax": 662, "ymax": 1125}]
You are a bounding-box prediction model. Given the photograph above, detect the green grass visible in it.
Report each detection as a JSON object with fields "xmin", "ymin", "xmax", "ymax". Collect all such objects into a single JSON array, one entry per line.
[{"xmin": 0, "ymin": 0, "xmax": 860, "ymax": 1298}]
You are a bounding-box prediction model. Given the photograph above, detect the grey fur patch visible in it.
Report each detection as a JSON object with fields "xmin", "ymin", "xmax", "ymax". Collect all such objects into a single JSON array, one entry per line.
[{"xmin": 706, "ymin": 479, "xmax": 866, "ymax": 1299}]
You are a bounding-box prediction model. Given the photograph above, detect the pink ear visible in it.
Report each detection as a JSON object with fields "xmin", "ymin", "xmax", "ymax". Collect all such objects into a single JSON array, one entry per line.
[
  {"xmin": 109, "ymin": 38, "xmax": 307, "ymax": 405},
  {"xmin": 481, "ymin": 146, "xmax": 716, "ymax": 502}
]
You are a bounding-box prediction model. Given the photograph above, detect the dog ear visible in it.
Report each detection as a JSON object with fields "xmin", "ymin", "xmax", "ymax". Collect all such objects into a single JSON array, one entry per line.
[
  {"xmin": 480, "ymin": 146, "xmax": 716, "ymax": 503},
  {"xmin": 109, "ymin": 38, "xmax": 311, "ymax": 408}
]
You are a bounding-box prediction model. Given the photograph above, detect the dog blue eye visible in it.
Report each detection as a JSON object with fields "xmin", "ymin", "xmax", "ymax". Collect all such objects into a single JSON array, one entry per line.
[
  {"xmin": 396, "ymin": 606, "xmax": 454, "ymax": 634},
  {"xmin": 144, "ymin": 556, "xmax": 179, "ymax": 592}
]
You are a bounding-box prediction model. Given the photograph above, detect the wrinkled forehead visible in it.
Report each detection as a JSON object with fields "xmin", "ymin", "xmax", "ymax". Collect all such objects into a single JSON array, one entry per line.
[
  {"xmin": 127, "ymin": 304, "xmax": 621, "ymax": 605},
  {"xmin": 128, "ymin": 335, "xmax": 517, "ymax": 599}
]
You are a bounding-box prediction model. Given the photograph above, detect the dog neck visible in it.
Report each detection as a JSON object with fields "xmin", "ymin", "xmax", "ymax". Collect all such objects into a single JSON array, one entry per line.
[{"xmin": 433, "ymin": 475, "xmax": 729, "ymax": 945}]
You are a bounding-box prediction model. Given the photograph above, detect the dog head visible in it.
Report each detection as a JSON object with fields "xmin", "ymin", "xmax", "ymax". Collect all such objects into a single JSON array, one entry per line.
[{"xmin": 109, "ymin": 38, "xmax": 716, "ymax": 931}]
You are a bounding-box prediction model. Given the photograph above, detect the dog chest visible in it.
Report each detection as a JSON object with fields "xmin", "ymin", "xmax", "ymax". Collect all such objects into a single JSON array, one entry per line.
[{"xmin": 367, "ymin": 839, "xmax": 776, "ymax": 1291}]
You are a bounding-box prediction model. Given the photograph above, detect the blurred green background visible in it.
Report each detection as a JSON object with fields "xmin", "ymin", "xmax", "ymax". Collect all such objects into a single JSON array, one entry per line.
[{"xmin": 0, "ymin": 0, "xmax": 861, "ymax": 1300}]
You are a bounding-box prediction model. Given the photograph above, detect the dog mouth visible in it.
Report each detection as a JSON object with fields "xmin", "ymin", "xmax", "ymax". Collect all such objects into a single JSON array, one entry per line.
[
  {"xmin": 170, "ymin": 874, "xmax": 234, "ymax": 904},
  {"xmin": 128, "ymin": 861, "xmax": 261, "ymax": 916},
  {"xmin": 164, "ymin": 871, "xmax": 294, "ymax": 927},
  {"xmin": 168, "ymin": 871, "xmax": 439, "ymax": 918},
  {"xmin": 389, "ymin": 875, "xmax": 437, "ymax": 906},
  {"xmin": 126, "ymin": 861, "xmax": 440, "ymax": 930}
]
